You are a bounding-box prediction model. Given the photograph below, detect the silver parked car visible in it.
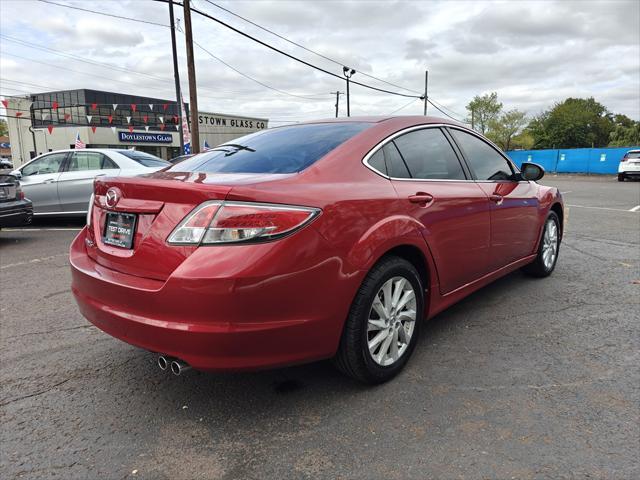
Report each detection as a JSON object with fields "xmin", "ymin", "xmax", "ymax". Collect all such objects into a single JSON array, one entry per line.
[{"xmin": 11, "ymin": 149, "xmax": 170, "ymax": 216}]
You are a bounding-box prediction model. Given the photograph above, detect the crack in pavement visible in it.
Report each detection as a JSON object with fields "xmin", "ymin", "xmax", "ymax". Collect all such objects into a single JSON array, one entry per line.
[
  {"xmin": 0, "ymin": 253, "xmax": 68, "ymax": 270},
  {"xmin": 1, "ymin": 324, "xmax": 95, "ymax": 341},
  {"xmin": 0, "ymin": 356, "xmax": 141, "ymax": 407}
]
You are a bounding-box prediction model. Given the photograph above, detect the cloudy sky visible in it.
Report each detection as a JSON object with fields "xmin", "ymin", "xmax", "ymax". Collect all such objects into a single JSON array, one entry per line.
[{"xmin": 0, "ymin": 0, "xmax": 638, "ymax": 125}]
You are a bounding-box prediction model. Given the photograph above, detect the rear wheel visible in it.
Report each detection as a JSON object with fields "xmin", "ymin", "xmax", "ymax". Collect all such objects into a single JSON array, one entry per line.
[
  {"xmin": 618, "ymin": 173, "xmax": 625, "ymax": 182},
  {"xmin": 522, "ymin": 211, "xmax": 560, "ymax": 278},
  {"xmin": 334, "ymin": 256, "xmax": 424, "ymax": 384}
]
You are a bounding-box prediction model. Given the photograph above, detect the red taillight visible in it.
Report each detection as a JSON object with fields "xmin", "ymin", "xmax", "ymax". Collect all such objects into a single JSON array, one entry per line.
[
  {"xmin": 168, "ymin": 201, "xmax": 320, "ymax": 245},
  {"xmin": 621, "ymin": 155, "xmax": 628, "ymax": 162},
  {"xmin": 17, "ymin": 190, "xmax": 24, "ymax": 200}
]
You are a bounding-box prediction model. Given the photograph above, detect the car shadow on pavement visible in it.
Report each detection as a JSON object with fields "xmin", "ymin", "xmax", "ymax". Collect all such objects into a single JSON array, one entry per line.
[{"xmin": 82, "ymin": 269, "xmax": 535, "ymax": 419}]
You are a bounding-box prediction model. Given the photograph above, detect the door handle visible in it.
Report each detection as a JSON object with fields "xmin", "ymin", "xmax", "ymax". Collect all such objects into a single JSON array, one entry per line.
[
  {"xmin": 408, "ymin": 192, "xmax": 434, "ymax": 205},
  {"xmin": 489, "ymin": 194, "xmax": 503, "ymax": 205},
  {"xmin": 43, "ymin": 178, "xmax": 56, "ymax": 184}
]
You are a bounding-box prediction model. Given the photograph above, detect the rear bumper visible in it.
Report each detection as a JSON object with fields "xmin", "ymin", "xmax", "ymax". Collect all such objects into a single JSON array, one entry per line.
[
  {"xmin": 619, "ymin": 162, "xmax": 640, "ymax": 174},
  {"xmin": 0, "ymin": 200, "xmax": 33, "ymax": 228},
  {"xmin": 70, "ymin": 227, "xmax": 359, "ymax": 371}
]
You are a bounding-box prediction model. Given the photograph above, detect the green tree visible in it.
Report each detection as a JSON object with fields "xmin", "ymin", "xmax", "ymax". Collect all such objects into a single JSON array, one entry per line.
[
  {"xmin": 608, "ymin": 121, "xmax": 640, "ymax": 147},
  {"xmin": 486, "ymin": 109, "xmax": 528, "ymax": 151},
  {"xmin": 466, "ymin": 92, "xmax": 502, "ymax": 134},
  {"xmin": 528, "ymin": 98, "xmax": 613, "ymax": 148},
  {"xmin": 0, "ymin": 119, "xmax": 8, "ymax": 136}
]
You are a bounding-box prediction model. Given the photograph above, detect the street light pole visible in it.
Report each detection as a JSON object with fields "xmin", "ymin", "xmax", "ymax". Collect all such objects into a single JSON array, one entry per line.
[
  {"xmin": 168, "ymin": 0, "xmax": 184, "ymax": 153},
  {"xmin": 342, "ymin": 67, "xmax": 356, "ymax": 117},
  {"xmin": 333, "ymin": 91, "xmax": 344, "ymax": 118},
  {"xmin": 423, "ymin": 70, "xmax": 428, "ymax": 116},
  {"xmin": 183, "ymin": 0, "xmax": 200, "ymax": 154}
]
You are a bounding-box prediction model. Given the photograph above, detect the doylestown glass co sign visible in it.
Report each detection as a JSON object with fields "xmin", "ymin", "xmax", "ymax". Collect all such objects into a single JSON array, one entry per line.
[{"xmin": 118, "ymin": 132, "xmax": 173, "ymax": 143}]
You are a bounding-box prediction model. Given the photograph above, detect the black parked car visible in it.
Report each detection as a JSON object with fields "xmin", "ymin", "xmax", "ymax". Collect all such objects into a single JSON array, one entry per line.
[{"xmin": 0, "ymin": 174, "xmax": 33, "ymax": 228}]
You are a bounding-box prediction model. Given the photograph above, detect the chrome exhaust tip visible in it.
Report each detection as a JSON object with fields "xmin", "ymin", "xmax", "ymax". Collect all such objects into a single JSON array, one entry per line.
[
  {"xmin": 170, "ymin": 359, "xmax": 191, "ymax": 376},
  {"xmin": 157, "ymin": 355, "xmax": 172, "ymax": 371}
]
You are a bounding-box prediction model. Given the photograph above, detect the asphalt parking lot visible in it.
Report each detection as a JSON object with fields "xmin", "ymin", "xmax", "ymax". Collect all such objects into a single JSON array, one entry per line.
[{"xmin": 1, "ymin": 175, "xmax": 639, "ymax": 480}]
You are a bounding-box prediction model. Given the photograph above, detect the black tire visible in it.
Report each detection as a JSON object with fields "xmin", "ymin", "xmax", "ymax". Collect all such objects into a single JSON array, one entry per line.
[
  {"xmin": 522, "ymin": 211, "xmax": 561, "ymax": 278},
  {"xmin": 334, "ymin": 255, "xmax": 424, "ymax": 384},
  {"xmin": 618, "ymin": 173, "xmax": 625, "ymax": 182}
]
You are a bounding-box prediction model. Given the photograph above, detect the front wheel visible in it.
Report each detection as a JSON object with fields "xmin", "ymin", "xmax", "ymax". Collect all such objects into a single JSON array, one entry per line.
[
  {"xmin": 334, "ymin": 256, "xmax": 424, "ymax": 384},
  {"xmin": 522, "ymin": 211, "xmax": 561, "ymax": 278}
]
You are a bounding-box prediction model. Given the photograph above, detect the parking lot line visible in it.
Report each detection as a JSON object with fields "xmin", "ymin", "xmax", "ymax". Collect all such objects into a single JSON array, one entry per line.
[{"xmin": 566, "ymin": 204, "xmax": 639, "ymax": 213}]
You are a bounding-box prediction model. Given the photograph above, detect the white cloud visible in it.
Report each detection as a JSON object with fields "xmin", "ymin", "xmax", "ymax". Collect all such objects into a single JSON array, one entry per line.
[{"xmin": 0, "ymin": 0, "xmax": 638, "ymax": 121}]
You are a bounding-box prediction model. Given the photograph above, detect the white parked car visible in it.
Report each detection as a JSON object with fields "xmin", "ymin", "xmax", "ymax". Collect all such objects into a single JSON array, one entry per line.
[
  {"xmin": 11, "ymin": 149, "xmax": 170, "ymax": 216},
  {"xmin": 618, "ymin": 149, "xmax": 640, "ymax": 182}
]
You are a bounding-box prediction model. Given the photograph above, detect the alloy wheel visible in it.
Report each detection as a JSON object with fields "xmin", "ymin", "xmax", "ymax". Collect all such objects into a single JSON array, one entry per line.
[
  {"xmin": 542, "ymin": 218, "xmax": 559, "ymax": 270},
  {"xmin": 367, "ymin": 276, "xmax": 417, "ymax": 366}
]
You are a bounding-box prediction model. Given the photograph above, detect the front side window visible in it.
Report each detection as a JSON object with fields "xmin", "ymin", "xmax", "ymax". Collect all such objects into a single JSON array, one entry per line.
[
  {"xmin": 21, "ymin": 152, "xmax": 67, "ymax": 176},
  {"xmin": 67, "ymin": 152, "xmax": 117, "ymax": 171},
  {"xmin": 450, "ymin": 129, "xmax": 514, "ymax": 181},
  {"xmin": 171, "ymin": 123, "xmax": 371, "ymax": 174},
  {"xmin": 392, "ymin": 128, "xmax": 465, "ymax": 180}
]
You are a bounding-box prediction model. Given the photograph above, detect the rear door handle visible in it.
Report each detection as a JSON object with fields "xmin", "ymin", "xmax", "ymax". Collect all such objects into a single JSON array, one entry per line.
[
  {"xmin": 408, "ymin": 192, "xmax": 434, "ymax": 204},
  {"xmin": 43, "ymin": 178, "xmax": 56, "ymax": 184},
  {"xmin": 489, "ymin": 194, "xmax": 503, "ymax": 205}
]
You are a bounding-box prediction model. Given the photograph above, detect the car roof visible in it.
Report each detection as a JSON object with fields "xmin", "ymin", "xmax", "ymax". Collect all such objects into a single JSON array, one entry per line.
[{"xmin": 627, "ymin": 149, "xmax": 640, "ymax": 153}]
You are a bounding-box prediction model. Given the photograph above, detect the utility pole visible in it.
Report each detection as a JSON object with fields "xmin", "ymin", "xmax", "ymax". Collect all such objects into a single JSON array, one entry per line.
[
  {"xmin": 168, "ymin": 0, "xmax": 183, "ymax": 153},
  {"xmin": 423, "ymin": 70, "xmax": 428, "ymax": 115},
  {"xmin": 342, "ymin": 67, "xmax": 355, "ymax": 117},
  {"xmin": 183, "ymin": 0, "xmax": 200, "ymax": 153},
  {"xmin": 333, "ymin": 91, "xmax": 344, "ymax": 118}
]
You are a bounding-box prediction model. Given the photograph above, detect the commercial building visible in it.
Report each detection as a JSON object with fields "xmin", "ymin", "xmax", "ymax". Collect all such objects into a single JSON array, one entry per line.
[{"xmin": 5, "ymin": 89, "xmax": 268, "ymax": 166}]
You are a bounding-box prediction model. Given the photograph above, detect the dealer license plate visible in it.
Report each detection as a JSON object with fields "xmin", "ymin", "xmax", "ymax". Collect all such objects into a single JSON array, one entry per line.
[{"xmin": 103, "ymin": 212, "xmax": 137, "ymax": 249}]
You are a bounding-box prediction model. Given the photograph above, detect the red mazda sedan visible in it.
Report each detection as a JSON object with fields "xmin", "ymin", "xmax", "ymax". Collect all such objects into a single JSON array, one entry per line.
[{"xmin": 70, "ymin": 116, "xmax": 563, "ymax": 383}]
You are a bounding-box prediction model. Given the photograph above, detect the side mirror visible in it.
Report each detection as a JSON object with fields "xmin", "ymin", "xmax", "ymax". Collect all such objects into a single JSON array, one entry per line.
[
  {"xmin": 10, "ymin": 169, "xmax": 22, "ymax": 179},
  {"xmin": 520, "ymin": 162, "xmax": 544, "ymax": 181}
]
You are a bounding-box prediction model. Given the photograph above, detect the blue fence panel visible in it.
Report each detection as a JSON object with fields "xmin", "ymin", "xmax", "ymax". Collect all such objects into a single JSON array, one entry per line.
[
  {"xmin": 556, "ymin": 148, "xmax": 590, "ymax": 173},
  {"xmin": 506, "ymin": 149, "xmax": 558, "ymax": 171},
  {"xmin": 506, "ymin": 147, "xmax": 640, "ymax": 174},
  {"xmin": 588, "ymin": 148, "xmax": 632, "ymax": 174}
]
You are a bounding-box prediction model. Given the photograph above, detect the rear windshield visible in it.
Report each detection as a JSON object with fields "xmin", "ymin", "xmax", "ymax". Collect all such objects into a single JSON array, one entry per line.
[
  {"xmin": 169, "ymin": 123, "xmax": 371, "ymax": 174},
  {"xmin": 627, "ymin": 151, "xmax": 640, "ymax": 159},
  {"xmin": 118, "ymin": 150, "xmax": 170, "ymax": 167}
]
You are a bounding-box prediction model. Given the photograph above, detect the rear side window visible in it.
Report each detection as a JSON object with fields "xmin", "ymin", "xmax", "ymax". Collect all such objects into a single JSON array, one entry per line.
[
  {"xmin": 393, "ymin": 128, "xmax": 465, "ymax": 180},
  {"xmin": 67, "ymin": 152, "xmax": 117, "ymax": 171},
  {"xmin": 384, "ymin": 142, "xmax": 411, "ymax": 178},
  {"xmin": 118, "ymin": 150, "xmax": 170, "ymax": 167},
  {"xmin": 450, "ymin": 129, "xmax": 514, "ymax": 181},
  {"xmin": 171, "ymin": 123, "xmax": 371, "ymax": 174},
  {"xmin": 368, "ymin": 149, "xmax": 387, "ymax": 175}
]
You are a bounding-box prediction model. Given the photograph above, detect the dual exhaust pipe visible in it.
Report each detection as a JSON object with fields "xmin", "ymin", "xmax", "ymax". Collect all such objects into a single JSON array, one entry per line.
[{"xmin": 157, "ymin": 355, "xmax": 191, "ymax": 376}]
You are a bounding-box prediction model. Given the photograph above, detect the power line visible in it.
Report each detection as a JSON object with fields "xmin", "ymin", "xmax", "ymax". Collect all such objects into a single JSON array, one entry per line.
[
  {"xmin": 36, "ymin": 0, "xmax": 170, "ymax": 28},
  {"xmin": 427, "ymin": 99, "xmax": 468, "ymax": 123},
  {"xmin": 388, "ymin": 98, "xmax": 419, "ymax": 115},
  {"xmin": 153, "ymin": 0, "xmax": 422, "ymax": 99},
  {"xmin": 202, "ymin": 0, "xmax": 423, "ymax": 95},
  {"xmin": 429, "ymin": 97, "xmax": 465, "ymax": 119},
  {"xmin": 174, "ymin": 25, "xmax": 333, "ymax": 101}
]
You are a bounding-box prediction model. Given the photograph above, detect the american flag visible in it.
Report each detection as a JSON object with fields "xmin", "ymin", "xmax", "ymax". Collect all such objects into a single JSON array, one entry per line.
[
  {"xmin": 184, "ymin": 142, "xmax": 191, "ymax": 155},
  {"xmin": 202, "ymin": 140, "xmax": 211, "ymax": 151},
  {"xmin": 75, "ymin": 132, "xmax": 86, "ymax": 149}
]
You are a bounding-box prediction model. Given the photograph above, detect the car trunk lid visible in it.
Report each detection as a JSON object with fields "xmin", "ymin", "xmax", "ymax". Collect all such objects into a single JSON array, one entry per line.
[{"xmin": 87, "ymin": 171, "xmax": 292, "ymax": 280}]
